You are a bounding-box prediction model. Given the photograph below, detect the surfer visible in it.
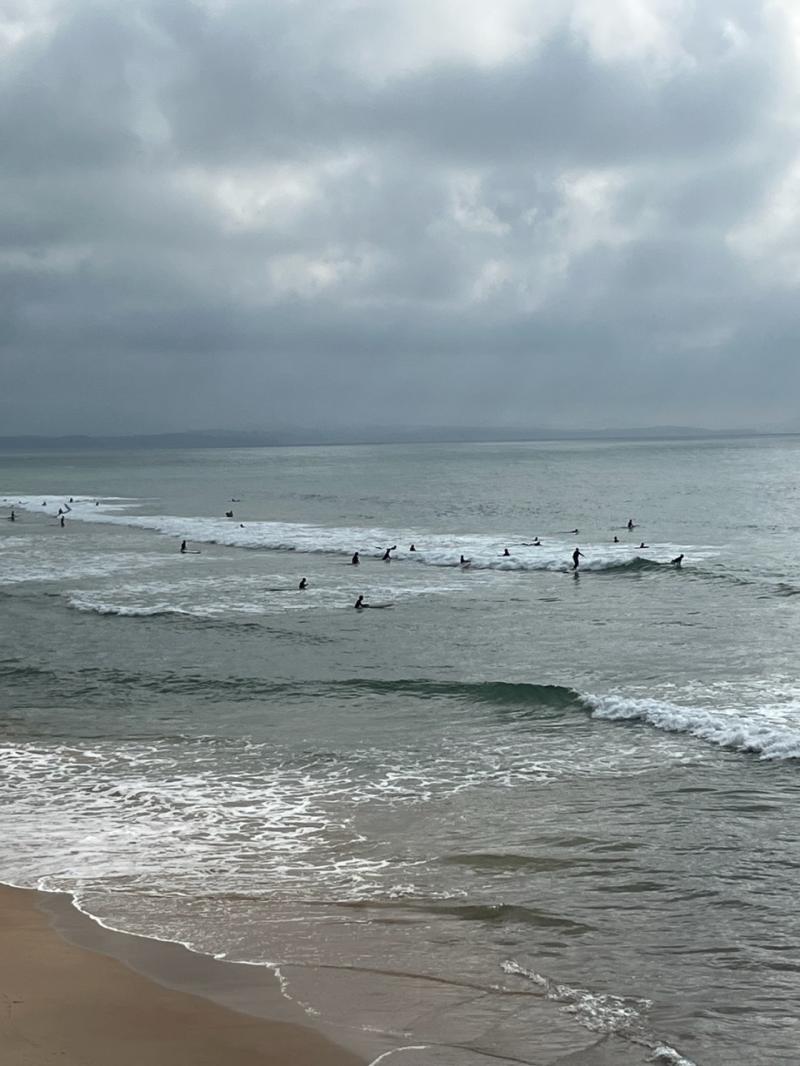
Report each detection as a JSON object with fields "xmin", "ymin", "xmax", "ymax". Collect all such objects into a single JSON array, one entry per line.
[
  {"xmin": 671, "ymin": 554, "xmax": 684, "ymax": 567},
  {"xmin": 69, "ymin": 498, "xmax": 74, "ymax": 503},
  {"xmin": 352, "ymin": 551, "xmax": 360, "ymax": 565},
  {"xmin": 180, "ymin": 540, "xmax": 187, "ymax": 553},
  {"xmin": 502, "ymin": 548, "xmax": 511, "ymax": 557},
  {"xmin": 460, "ymin": 555, "xmax": 471, "ymax": 566},
  {"xmin": 8, "ymin": 510, "xmax": 14, "ymax": 521},
  {"xmin": 354, "ymin": 594, "xmax": 369, "ymax": 609},
  {"xmin": 299, "ymin": 578, "xmax": 308, "ymax": 589},
  {"xmin": 638, "ymin": 542, "xmax": 649, "ymax": 549},
  {"xmin": 533, "ymin": 537, "xmax": 541, "ymax": 546},
  {"xmin": 627, "ymin": 518, "xmax": 635, "ymax": 530},
  {"xmin": 225, "ymin": 510, "xmax": 233, "ymax": 518},
  {"xmin": 59, "ymin": 515, "xmax": 65, "ymax": 528},
  {"xmin": 409, "ymin": 544, "xmax": 416, "ymax": 552},
  {"xmin": 613, "ymin": 535, "xmax": 619, "ymax": 543},
  {"xmin": 382, "ymin": 548, "xmax": 392, "ymax": 561},
  {"xmin": 572, "ymin": 548, "xmax": 584, "ymax": 570},
  {"xmin": 569, "ymin": 528, "xmax": 579, "ymax": 535}
]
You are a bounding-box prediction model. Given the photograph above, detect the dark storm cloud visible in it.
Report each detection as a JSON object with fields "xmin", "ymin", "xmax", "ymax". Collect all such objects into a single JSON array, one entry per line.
[{"xmin": 1, "ymin": 0, "xmax": 799, "ymax": 435}]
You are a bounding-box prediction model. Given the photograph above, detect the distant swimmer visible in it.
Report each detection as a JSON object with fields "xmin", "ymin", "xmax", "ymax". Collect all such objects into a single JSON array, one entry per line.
[
  {"xmin": 572, "ymin": 548, "xmax": 584, "ymax": 570},
  {"xmin": 460, "ymin": 554, "xmax": 471, "ymax": 566},
  {"xmin": 409, "ymin": 544, "xmax": 416, "ymax": 552},
  {"xmin": 533, "ymin": 537, "xmax": 541, "ymax": 546},
  {"xmin": 180, "ymin": 540, "xmax": 187, "ymax": 553},
  {"xmin": 42, "ymin": 501, "xmax": 47, "ymax": 507},
  {"xmin": 8, "ymin": 510, "xmax": 14, "ymax": 521},
  {"xmin": 352, "ymin": 551, "xmax": 360, "ymax": 565},
  {"xmin": 671, "ymin": 554, "xmax": 684, "ymax": 567},
  {"xmin": 69, "ymin": 497, "xmax": 74, "ymax": 503},
  {"xmin": 231, "ymin": 498, "xmax": 241, "ymax": 502},
  {"xmin": 638, "ymin": 542, "xmax": 649, "ymax": 549},
  {"xmin": 354, "ymin": 594, "xmax": 369, "ymax": 609},
  {"xmin": 239, "ymin": 523, "xmax": 245, "ymax": 528},
  {"xmin": 225, "ymin": 510, "xmax": 233, "ymax": 518},
  {"xmin": 382, "ymin": 548, "xmax": 392, "ymax": 561},
  {"xmin": 627, "ymin": 518, "xmax": 635, "ymax": 530},
  {"xmin": 502, "ymin": 548, "xmax": 511, "ymax": 557},
  {"xmin": 299, "ymin": 578, "xmax": 308, "ymax": 589},
  {"xmin": 59, "ymin": 515, "xmax": 65, "ymax": 528},
  {"xmin": 95, "ymin": 501, "xmax": 99, "ymax": 506},
  {"xmin": 613, "ymin": 535, "xmax": 619, "ymax": 543},
  {"xmin": 569, "ymin": 528, "xmax": 579, "ymax": 535}
]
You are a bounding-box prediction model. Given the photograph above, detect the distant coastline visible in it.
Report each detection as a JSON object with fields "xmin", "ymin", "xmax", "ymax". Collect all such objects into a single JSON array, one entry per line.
[{"xmin": 0, "ymin": 426, "xmax": 795, "ymax": 451}]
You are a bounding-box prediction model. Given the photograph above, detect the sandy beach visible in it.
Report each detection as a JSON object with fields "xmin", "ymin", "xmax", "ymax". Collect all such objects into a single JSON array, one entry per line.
[{"xmin": 0, "ymin": 883, "xmax": 363, "ymax": 1066}]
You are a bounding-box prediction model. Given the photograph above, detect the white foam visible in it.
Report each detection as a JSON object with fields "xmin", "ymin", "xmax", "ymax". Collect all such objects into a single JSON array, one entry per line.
[
  {"xmin": 6, "ymin": 494, "xmax": 713, "ymax": 574},
  {"xmin": 583, "ymin": 692, "xmax": 800, "ymax": 760}
]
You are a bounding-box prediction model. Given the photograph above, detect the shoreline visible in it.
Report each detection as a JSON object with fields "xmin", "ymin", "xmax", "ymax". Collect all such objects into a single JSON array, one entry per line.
[{"xmin": 0, "ymin": 882, "xmax": 366, "ymax": 1066}]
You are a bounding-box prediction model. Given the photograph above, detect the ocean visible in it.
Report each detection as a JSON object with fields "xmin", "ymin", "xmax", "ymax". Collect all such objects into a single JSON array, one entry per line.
[{"xmin": 2, "ymin": 437, "xmax": 800, "ymax": 1065}]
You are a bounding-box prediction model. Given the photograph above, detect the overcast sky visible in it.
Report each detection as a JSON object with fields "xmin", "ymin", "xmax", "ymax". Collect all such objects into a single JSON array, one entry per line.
[{"xmin": 2, "ymin": 0, "xmax": 800, "ymax": 436}]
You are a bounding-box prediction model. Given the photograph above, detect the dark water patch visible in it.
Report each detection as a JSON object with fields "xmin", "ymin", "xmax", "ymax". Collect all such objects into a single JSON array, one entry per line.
[
  {"xmin": 442, "ymin": 852, "xmax": 585, "ymax": 873},
  {"xmin": 338, "ymin": 898, "xmax": 593, "ymax": 934}
]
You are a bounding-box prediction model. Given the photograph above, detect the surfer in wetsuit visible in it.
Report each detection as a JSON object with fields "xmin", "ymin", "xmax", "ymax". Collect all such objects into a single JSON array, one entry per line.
[
  {"xmin": 299, "ymin": 578, "xmax": 308, "ymax": 589},
  {"xmin": 671, "ymin": 554, "xmax": 684, "ymax": 567},
  {"xmin": 382, "ymin": 548, "xmax": 392, "ymax": 561},
  {"xmin": 460, "ymin": 555, "xmax": 470, "ymax": 566},
  {"xmin": 354, "ymin": 594, "xmax": 368, "ymax": 609},
  {"xmin": 225, "ymin": 510, "xmax": 233, "ymax": 518},
  {"xmin": 572, "ymin": 548, "xmax": 584, "ymax": 570},
  {"xmin": 627, "ymin": 518, "xmax": 635, "ymax": 530},
  {"xmin": 180, "ymin": 540, "xmax": 187, "ymax": 553},
  {"xmin": 59, "ymin": 515, "xmax": 65, "ymax": 528},
  {"xmin": 638, "ymin": 542, "xmax": 648, "ymax": 549},
  {"xmin": 352, "ymin": 551, "xmax": 360, "ymax": 565},
  {"xmin": 8, "ymin": 510, "xmax": 14, "ymax": 521},
  {"xmin": 502, "ymin": 548, "xmax": 510, "ymax": 557},
  {"xmin": 613, "ymin": 535, "xmax": 619, "ymax": 543},
  {"xmin": 409, "ymin": 544, "xmax": 416, "ymax": 552}
]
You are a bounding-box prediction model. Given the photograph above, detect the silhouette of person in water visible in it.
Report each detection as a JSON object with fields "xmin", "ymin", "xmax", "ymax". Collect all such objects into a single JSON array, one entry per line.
[
  {"xmin": 572, "ymin": 548, "xmax": 584, "ymax": 570},
  {"xmin": 354, "ymin": 594, "xmax": 369, "ymax": 609},
  {"xmin": 180, "ymin": 540, "xmax": 187, "ymax": 553},
  {"xmin": 533, "ymin": 537, "xmax": 541, "ymax": 546},
  {"xmin": 638, "ymin": 542, "xmax": 648, "ymax": 549},
  {"xmin": 225, "ymin": 510, "xmax": 233, "ymax": 518},
  {"xmin": 382, "ymin": 548, "xmax": 392, "ymax": 561},
  {"xmin": 671, "ymin": 554, "xmax": 684, "ymax": 567},
  {"xmin": 299, "ymin": 578, "xmax": 308, "ymax": 589},
  {"xmin": 627, "ymin": 518, "xmax": 635, "ymax": 530},
  {"xmin": 352, "ymin": 551, "xmax": 360, "ymax": 565},
  {"xmin": 613, "ymin": 535, "xmax": 619, "ymax": 543},
  {"xmin": 59, "ymin": 515, "xmax": 65, "ymax": 528},
  {"xmin": 460, "ymin": 555, "xmax": 471, "ymax": 566},
  {"xmin": 502, "ymin": 548, "xmax": 510, "ymax": 557},
  {"xmin": 8, "ymin": 510, "xmax": 14, "ymax": 522},
  {"xmin": 409, "ymin": 544, "xmax": 416, "ymax": 552}
]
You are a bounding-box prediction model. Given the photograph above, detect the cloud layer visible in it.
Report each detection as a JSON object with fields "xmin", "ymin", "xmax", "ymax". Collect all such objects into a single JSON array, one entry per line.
[{"xmin": 2, "ymin": 0, "xmax": 799, "ymax": 435}]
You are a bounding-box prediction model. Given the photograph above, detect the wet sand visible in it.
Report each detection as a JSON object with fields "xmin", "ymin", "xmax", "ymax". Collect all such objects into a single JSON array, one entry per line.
[{"xmin": 0, "ymin": 883, "xmax": 364, "ymax": 1066}]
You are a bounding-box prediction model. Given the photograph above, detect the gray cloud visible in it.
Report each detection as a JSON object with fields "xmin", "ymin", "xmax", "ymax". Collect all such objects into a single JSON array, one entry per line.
[{"xmin": 1, "ymin": 0, "xmax": 799, "ymax": 436}]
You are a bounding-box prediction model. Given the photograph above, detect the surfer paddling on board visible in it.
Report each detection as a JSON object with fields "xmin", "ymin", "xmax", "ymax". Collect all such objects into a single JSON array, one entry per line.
[
  {"xmin": 299, "ymin": 578, "xmax": 308, "ymax": 589},
  {"xmin": 572, "ymin": 548, "xmax": 584, "ymax": 570},
  {"xmin": 460, "ymin": 555, "xmax": 471, "ymax": 567},
  {"xmin": 354, "ymin": 595, "xmax": 369, "ymax": 609},
  {"xmin": 638, "ymin": 542, "xmax": 649, "ymax": 549}
]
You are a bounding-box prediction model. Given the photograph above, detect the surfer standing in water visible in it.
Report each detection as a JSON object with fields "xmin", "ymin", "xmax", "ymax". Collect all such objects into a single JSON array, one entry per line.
[
  {"xmin": 572, "ymin": 548, "xmax": 584, "ymax": 570},
  {"xmin": 671, "ymin": 554, "xmax": 684, "ymax": 567},
  {"xmin": 180, "ymin": 540, "xmax": 187, "ymax": 553},
  {"xmin": 352, "ymin": 551, "xmax": 360, "ymax": 565}
]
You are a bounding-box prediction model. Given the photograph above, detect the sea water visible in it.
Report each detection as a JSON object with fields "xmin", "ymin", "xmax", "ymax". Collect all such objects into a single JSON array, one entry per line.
[{"xmin": 2, "ymin": 438, "xmax": 800, "ymax": 1065}]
